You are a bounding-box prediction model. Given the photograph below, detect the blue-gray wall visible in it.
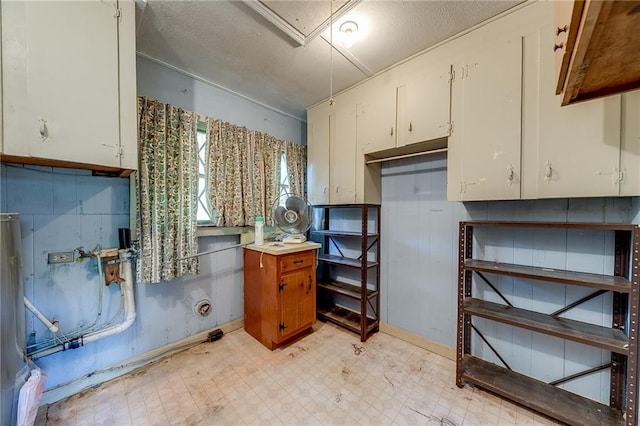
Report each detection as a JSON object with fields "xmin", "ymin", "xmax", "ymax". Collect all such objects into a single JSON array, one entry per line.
[
  {"xmin": 0, "ymin": 164, "xmax": 243, "ymax": 397},
  {"xmin": 136, "ymin": 55, "xmax": 306, "ymax": 145},
  {"xmin": 0, "ymin": 57, "xmax": 305, "ymax": 400},
  {"xmin": 379, "ymin": 152, "xmax": 634, "ymax": 404}
]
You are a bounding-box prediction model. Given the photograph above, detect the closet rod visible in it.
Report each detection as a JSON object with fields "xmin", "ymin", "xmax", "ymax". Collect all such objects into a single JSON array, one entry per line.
[{"xmin": 365, "ymin": 147, "xmax": 448, "ymax": 165}]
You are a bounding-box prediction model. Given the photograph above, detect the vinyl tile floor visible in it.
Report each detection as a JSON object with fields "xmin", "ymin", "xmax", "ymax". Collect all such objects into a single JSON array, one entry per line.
[{"xmin": 36, "ymin": 322, "xmax": 559, "ymax": 425}]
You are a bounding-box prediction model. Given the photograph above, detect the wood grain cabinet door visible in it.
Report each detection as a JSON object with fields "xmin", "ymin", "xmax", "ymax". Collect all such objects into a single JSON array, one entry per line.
[{"xmin": 279, "ymin": 267, "xmax": 315, "ymax": 340}]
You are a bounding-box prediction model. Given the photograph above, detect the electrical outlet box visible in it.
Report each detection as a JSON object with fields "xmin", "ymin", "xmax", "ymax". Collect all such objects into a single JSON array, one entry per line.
[{"xmin": 48, "ymin": 251, "xmax": 74, "ymax": 264}]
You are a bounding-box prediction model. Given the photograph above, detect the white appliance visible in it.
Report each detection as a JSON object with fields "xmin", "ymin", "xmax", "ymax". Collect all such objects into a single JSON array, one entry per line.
[{"xmin": 1, "ymin": 213, "xmax": 28, "ymax": 426}]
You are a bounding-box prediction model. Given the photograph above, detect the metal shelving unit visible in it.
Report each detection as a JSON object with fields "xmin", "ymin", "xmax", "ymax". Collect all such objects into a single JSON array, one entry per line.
[
  {"xmin": 312, "ymin": 204, "xmax": 380, "ymax": 342},
  {"xmin": 457, "ymin": 221, "xmax": 639, "ymax": 426}
]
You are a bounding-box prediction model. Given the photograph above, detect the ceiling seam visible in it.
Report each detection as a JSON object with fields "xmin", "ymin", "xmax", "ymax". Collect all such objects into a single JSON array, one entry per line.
[
  {"xmin": 304, "ymin": 0, "xmax": 362, "ymax": 45},
  {"xmin": 319, "ymin": 34, "xmax": 373, "ymax": 77}
]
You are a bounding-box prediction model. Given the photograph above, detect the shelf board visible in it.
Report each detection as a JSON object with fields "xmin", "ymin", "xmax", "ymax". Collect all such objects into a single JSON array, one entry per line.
[
  {"xmin": 317, "ymin": 305, "xmax": 379, "ymax": 336},
  {"xmin": 461, "ymin": 221, "xmax": 636, "ymax": 232},
  {"xmin": 317, "ymin": 280, "xmax": 379, "ymax": 300},
  {"xmin": 318, "ymin": 254, "xmax": 378, "ymax": 269},
  {"xmin": 464, "ymin": 259, "xmax": 631, "ymax": 293},
  {"xmin": 464, "ymin": 298, "xmax": 629, "ymax": 355},
  {"xmin": 312, "ymin": 230, "xmax": 378, "ymax": 238},
  {"xmin": 460, "ymin": 355, "xmax": 625, "ymax": 425}
]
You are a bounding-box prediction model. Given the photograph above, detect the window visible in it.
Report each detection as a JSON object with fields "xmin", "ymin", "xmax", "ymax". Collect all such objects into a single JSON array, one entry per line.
[
  {"xmin": 277, "ymin": 151, "xmax": 290, "ymax": 207},
  {"xmin": 196, "ymin": 124, "xmax": 290, "ymax": 224},
  {"xmin": 196, "ymin": 124, "xmax": 213, "ymax": 222}
]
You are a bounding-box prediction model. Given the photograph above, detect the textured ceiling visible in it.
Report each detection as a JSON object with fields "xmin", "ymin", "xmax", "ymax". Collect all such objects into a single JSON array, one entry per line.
[{"xmin": 135, "ymin": 0, "xmax": 523, "ymax": 120}]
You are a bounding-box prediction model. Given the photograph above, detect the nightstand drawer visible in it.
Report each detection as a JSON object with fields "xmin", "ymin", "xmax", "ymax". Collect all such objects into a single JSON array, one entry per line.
[{"xmin": 280, "ymin": 250, "xmax": 315, "ymax": 273}]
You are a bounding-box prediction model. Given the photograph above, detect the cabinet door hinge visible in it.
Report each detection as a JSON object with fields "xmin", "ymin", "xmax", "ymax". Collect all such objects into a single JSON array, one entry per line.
[
  {"xmin": 114, "ymin": 7, "xmax": 122, "ymax": 18},
  {"xmin": 448, "ymin": 69, "xmax": 455, "ymax": 83},
  {"xmin": 118, "ymin": 145, "xmax": 125, "ymax": 159},
  {"xmin": 279, "ymin": 323, "xmax": 287, "ymax": 331},
  {"xmin": 278, "ymin": 282, "xmax": 287, "ymax": 291}
]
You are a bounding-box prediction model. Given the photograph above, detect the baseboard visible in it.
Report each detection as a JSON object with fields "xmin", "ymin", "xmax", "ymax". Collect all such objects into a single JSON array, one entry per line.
[
  {"xmin": 379, "ymin": 322, "xmax": 456, "ymax": 361},
  {"xmin": 40, "ymin": 318, "xmax": 244, "ymax": 405}
]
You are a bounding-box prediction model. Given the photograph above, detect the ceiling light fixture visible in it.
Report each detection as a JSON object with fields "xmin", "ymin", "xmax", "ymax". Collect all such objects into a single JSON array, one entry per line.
[{"xmin": 339, "ymin": 21, "xmax": 358, "ymax": 49}]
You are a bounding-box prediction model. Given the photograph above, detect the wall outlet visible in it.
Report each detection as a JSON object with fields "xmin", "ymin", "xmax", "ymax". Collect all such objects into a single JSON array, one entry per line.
[{"xmin": 48, "ymin": 251, "xmax": 74, "ymax": 264}]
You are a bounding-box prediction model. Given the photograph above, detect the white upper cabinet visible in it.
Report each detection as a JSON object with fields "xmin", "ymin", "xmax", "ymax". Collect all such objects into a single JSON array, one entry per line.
[
  {"xmin": 449, "ymin": 36, "xmax": 523, "ymax": 201},
  {"xmin": 330, "ymin": 94, "xmax": 358, "ymax": 204},
  {"xmin": 620, "ymin": 91, "xmax": 640, "ymax": 196},
  {"xmin": 306, "ymin": 102, "xmax": 330, "ymax": 205},
  {"xmin": 357, "ymin": 62, "xmax": 451, "ymax": 155},
  {"xmin": 396, "ymin": 64, "xmax": 452, "ymax": 148},
  {"xmin": 357, "ymin": 75, "xmax": 397, "ymax": 154},
  {"xmin": 1, "ymin": 0, "xmax": 137, "ymax": 171},
  {"xmin": 521, "ymin": 23, "xmax": 624, "ymax": 199}
]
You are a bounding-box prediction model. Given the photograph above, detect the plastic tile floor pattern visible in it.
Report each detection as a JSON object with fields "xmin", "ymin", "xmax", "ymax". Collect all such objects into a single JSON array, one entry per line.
[{"xmin": 35, "ymin": 322, "xmax": 559, "ymax": 425}]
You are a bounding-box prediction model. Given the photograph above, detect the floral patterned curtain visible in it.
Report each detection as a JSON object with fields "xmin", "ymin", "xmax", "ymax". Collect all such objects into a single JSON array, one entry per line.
[
  {"xmin": 246, "ymin": 131, "xmax": 283, "ymax": 227},
  {"xmin": 206, "ymin": 119, "xmax": 248, "ymax": 226},
  {"xmin": 284, "ymin": 141, "xmax": 306, "ymax": 198},
  {"xmin": 137, "ymin": 97, "xmax": 199, "ymax": 284},
  {"xmin": 206, "ymin": 119, "xmax": 304, "ymax": 227}
]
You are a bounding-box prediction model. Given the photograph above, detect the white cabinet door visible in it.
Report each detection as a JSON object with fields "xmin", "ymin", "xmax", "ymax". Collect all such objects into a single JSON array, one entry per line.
[
  {"xmin": 306, "ymin": 103, "xmax": 330, "ymax": 205},
  {"xmin": 117, "ymin": 0, "xmax": 138, "ymax": 170},
  {"xmin": 522, "ymin": 25, "xmax": 622, "ymax": 199},
  {"xmin": 397, "ymin": 64, "xmax": 452, "ymax": 147},
  {"xmin": 453, "ymin": 36, "xmax": 522, "ymax": 201},
  {"xmin": 330, "ymin": 99, "xmax": 357, "ymax": 204},
  {"xmin": 2, "ymin": 0, "xmax": 137, "ymax": 170},
  {"xmin": 357, "ymin": 76, "xmax": 396, "ymax": 155},
  {"xmin": 620, "ymin": 90, "xmax": 640, "ymax": 196}
]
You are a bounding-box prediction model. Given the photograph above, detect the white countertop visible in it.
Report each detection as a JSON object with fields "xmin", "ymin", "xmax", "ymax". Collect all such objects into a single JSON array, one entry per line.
[{"xmin": 245, "ymin": 241, "xmax": 321, "ymax": 255}]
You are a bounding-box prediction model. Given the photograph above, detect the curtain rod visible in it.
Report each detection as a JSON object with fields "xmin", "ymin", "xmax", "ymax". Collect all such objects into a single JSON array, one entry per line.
[
  {"xmin": 178, "ymin": 243, "xmax": 247, "ymax": 261},
  {"xmin": 365, "ymin": 147, "xmax": 448, "ymax": 165}
]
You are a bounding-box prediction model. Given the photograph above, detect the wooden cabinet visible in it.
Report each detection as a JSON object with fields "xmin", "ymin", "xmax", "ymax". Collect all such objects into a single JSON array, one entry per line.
[
  {"xmin": 522, "ymin": 24, "xmax": 626, "ymax": 199},
  {"xmin": 243, "ymin": 244, "xmax": 319, "ymax": 350},
  {"xmin": 306, "ymin": 102, "xmax": 330, "ymax": 205},
  {"xmin": 1, "ymin": 0, "xmax": 137, "ymax": 173},
  {"xmin": 312, "ymin": 204, "xmax": 380, "ymax": 342},
  {"xmin": 555, "ymin": 1, "xmax": 640, "ymax": 106},
  {"xmin": 457, "ymin": 221, "xmax": 639, "ymax": 426},
  {"xmin": 448, "ymin": 36, "xmax": 522, "ymax": 201}
]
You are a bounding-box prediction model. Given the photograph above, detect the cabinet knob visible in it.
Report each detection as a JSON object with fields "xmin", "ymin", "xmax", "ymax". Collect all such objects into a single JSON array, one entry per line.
[
  {"xmin": 408, "ymin": 122, "xmax": 413, "ymax": 132},
  {"xmin": 390, "ymin": 127, "xmax": 394, "ymax": 136},
  {"xmin": 553, "ymin": 42, "xmax": 564, "ymax": 52},
  {"xmin": 507, "ymin": 165, "xmax": 515, "ymax": 183},
  {"xmin": 544, "ymin": 161, "xmax": 553, "ymax": 181},
  {"xmin": 39, "ymin": 119, "xmax": 49, "ymax": 141},
  {"xmin": 323, "ymin": 186, "xmax": 327, "ymax": 194},
  {"xmin": 336, "ymin": 185, "xmax": 340, "ymax": 194},
  {"xmin": 556, "ymin": 25, "xmax": 568, "ymax": 36}
]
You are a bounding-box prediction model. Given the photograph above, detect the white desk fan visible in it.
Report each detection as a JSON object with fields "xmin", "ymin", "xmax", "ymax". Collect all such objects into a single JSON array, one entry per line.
[{"xmin": 272, "ymin": 194, "xmax": 313, "ymax": 243}]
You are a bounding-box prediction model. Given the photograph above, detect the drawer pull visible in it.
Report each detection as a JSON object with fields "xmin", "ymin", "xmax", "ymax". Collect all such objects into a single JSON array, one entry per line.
[{"xmin": 293, "ymin": 259, "xmax": 304, "ymax": 265}]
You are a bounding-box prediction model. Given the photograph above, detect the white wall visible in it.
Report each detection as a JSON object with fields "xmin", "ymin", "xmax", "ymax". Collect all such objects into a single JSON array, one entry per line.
[{"xmin": 136, "ymin": 56, "xmax": 306, "ymax": 144}]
